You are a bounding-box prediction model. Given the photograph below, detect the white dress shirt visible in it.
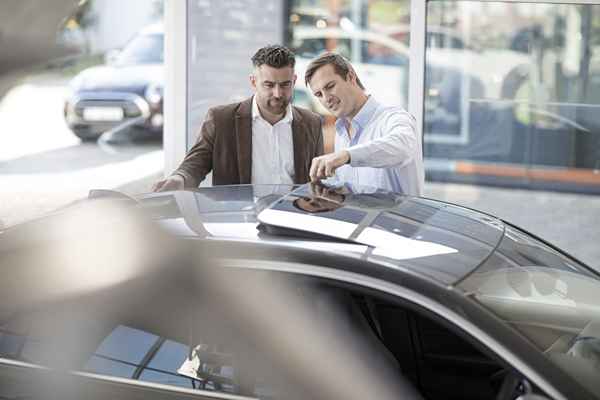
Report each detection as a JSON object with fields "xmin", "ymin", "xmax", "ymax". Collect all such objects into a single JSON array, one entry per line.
[
  {"xmin": 334, "ymin": 96, "xmax": 424, "ymax": 196},
  {"xmin": 251, "ymin": 96, "xmax": 295, "ymax": 184}
]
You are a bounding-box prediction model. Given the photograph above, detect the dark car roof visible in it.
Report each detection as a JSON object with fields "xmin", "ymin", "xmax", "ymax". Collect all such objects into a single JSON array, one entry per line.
[{"xmin": 136, "ymin": 184, "xmax": 506, "ymax": 286}]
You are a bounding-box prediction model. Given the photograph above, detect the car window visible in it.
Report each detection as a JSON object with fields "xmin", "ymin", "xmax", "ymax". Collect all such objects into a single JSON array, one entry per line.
[
  {"xmin": 116, "ymin": 33, "xmax": 164, "ymax": 65},
  {"xmin": 93, "ymin": 325, "xmax": 160, "ymax": 365},
  {"xmin": 1, "ymin": 265, "xmax": 559, "ymax": 400},
  {"xmin": 0, "ymin": 332, "xmax": 25, "ymax": 359},
  {"xmin": 82, "ymin": 325, "xmax": 238, "ymax": 391},
  {"xmin": 459, "ymin": 225, "xmax": 600, "ymax": 396}
]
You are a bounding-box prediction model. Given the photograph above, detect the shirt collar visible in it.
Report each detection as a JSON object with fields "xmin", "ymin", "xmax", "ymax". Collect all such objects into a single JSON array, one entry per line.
[
  {"xmin": 252, "ymin": 95, "xmax": 293, "ymax": 124},
  {"xmin": 335, "ymin": 95, "xmax": 379, "ymax": 137}
]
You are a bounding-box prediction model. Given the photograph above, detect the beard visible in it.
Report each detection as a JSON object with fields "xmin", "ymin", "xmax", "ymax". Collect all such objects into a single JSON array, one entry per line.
[{"xmin": 267, "ymin": 97, "xmax": 289, "ymax": 114}]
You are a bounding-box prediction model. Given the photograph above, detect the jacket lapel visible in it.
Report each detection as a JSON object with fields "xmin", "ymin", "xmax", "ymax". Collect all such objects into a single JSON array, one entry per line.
[
  {"xmin": 235, "ymin": 98, "xmax": 253, "ymax": 184},
  {"xmin": 292, "ymin": 107, "xmax": 309, "ymax": 184}
]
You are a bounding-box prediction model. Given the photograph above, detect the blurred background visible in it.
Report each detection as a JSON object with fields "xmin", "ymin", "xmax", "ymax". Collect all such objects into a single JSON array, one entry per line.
[{"xmin": 0, "ymin": 0, "xmax": 599, "ymax": 269}]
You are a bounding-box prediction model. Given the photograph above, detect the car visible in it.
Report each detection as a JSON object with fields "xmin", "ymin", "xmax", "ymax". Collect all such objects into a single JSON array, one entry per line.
[
  {"xmin": 63, "ymin": 23, "xmax": 164, "ymax": 142},
  {"xmin": 1, "ymin": 183, "xmax": 599, "ymax": 400},
  {"xmin": 291, "ymin": 27, "xmax": 411, "ymax": 108},
  {"xmin": 374, "ymin": 24, "xmax": 470, "ymax": 50},
  {"xmin": 291, "ymin": 26, "xmax": 531, "ymax": 112}
]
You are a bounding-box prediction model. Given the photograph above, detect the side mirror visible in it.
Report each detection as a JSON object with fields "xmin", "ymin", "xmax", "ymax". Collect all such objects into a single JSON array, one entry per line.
[{"xmin": 104, "ymin": 49, "xmax": 120, "ymax": 65}]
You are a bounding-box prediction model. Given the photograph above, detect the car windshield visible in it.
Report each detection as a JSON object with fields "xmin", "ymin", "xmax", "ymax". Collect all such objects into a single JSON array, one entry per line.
[
  {"xmin": 116, "ymin": 33, "xmax": 163, "ymax": 65},
  {"xmin": 458, "ymin": 225, "xmax": 600, "ymax": 395}
]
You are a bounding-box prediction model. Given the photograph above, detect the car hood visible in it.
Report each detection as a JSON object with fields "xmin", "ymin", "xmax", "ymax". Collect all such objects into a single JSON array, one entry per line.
[
  {"xmin": 70, "ymin": 64, "xmax": 164, "ymax": 94},
  {"xmin": 136, "ymin": 184, "xmax": 506, "ymax": 285}
]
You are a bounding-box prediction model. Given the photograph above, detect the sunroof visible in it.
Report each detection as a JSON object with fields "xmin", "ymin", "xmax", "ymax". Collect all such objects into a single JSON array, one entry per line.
[
  {"xmin": 257, "ymin": 184, "xmax": 503, "ymax": 267},
  {"xmin": 257, "ymin": 184, "xmax": 403, "ymax": 243}
]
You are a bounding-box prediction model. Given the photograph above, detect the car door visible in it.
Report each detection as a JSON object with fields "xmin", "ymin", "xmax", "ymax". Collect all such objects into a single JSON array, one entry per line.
[{"xmin": 0, "ymin": 254, "xmax": 579, "ymax": 400}]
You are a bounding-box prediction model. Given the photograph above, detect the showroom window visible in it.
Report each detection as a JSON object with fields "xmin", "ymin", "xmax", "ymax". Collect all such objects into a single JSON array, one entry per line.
[
  {"xmin": 423, "ymin": 1, "xmax": 600, "ymax": 194},
  {"xmin": 289, "ymin": 0, "xmax": 412, "ymax": 152}
]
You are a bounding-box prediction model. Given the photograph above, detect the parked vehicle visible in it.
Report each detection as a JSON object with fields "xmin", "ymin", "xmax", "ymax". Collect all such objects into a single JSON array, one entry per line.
[
  {"xmin": 1, "ymin": 183, "xmax": 599, "ymax": 399},
  {"xmin": 63, "ymin": 23, "xmax": 164, "ymax": 141},
  {"xmin": 291, "ymin": 26, "xmax": 530, "ymax": 113}
]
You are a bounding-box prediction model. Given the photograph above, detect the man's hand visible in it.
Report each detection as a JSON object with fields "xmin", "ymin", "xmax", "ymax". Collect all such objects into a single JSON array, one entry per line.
[
  {"xmin": 309, "ymin": 150, "xmax": 350, "ymax": 182},
  {"xmin": 151, "ymin": 175, "xmax": 185, "ymax": 192},
  {"xmin": 309, "ymin": 182, "xmax": 345, "ymax": 204}
]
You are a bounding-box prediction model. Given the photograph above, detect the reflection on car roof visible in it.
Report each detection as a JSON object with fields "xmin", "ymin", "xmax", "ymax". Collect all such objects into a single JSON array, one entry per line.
[{"xmin": 138, "ymin": 184, "xmax": 506, "ymax": 285}]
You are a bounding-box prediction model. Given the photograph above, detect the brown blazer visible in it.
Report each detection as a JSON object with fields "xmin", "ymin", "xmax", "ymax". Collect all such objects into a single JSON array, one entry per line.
[{"xmin": 174, "ymin": 97, "xmax": 324, "ymax": 187}]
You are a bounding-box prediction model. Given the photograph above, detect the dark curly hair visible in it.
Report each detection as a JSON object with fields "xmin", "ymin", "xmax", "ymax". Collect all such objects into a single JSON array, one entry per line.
[{"xmin": 251, "ymin": 45, "xmax": 296, "ymax": 69}]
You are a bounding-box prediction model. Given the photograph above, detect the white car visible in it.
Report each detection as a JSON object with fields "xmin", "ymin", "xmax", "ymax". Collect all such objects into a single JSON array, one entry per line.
[
  {"xmin": 291, "ymin": 26, "xmax": 531, "ymax": 113},
  {"xmin": 292, "ymin": 27, "xmax": 411, "ymax": 109}
]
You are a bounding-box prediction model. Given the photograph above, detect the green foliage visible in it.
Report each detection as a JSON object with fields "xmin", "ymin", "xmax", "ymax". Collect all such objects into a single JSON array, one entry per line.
[{"xmin": 369, "ymin": 0, "xmax": 410, "ymax": 25}]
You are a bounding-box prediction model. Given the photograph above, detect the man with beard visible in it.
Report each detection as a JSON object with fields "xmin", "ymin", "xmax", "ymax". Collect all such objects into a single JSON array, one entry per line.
[
  {"xmin": 305, "ymin": 52, "xmax": 423, "ymax": 196},
  {"xmin": 153, "ymin": 45, "xmax": 323, "ymax": 191}
]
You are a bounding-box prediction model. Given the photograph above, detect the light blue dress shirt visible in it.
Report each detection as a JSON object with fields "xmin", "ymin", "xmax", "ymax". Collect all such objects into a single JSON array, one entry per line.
[{"xmin": 333, "ymin": 96, "xmax": 424, "ymax": 196}]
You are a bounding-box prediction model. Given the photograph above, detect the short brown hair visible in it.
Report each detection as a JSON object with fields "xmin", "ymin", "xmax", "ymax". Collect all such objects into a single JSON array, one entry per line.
[
  {"xmin": 304, "ymin": 52, "xmax": 365, "ymax": 90},
  {"xmin": 251, "ymin": 45, "xmax": 295, "ymax": 69}
]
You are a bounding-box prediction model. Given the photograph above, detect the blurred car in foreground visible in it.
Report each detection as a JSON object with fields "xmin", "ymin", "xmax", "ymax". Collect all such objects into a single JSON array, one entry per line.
[
  {"xmin": 63, "ymin": 23, "xmax": 164, "ymax": 142},
  {"xmin": 1, "ymin": 183, "xmax": 599, "ymax": 400}
]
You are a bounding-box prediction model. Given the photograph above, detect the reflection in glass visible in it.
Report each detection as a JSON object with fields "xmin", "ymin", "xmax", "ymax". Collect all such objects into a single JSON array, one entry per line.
[
  {"xmin": 94, "ymin": 325, "xmax": 159, "ymax": 365},
  {"xmin": 424, "ymin": 1, "xmax": 600, "ymax": 194},
  {"xmin": 139, "ymin": 369, "xmax": 193, "ymax": 388},
  {"xmin": 84, "ymin": 356, "xmax": 137, "ymax": 378},
  {"xmin": 289, "ymin": 0, "xmax": 411, "ymax": 152},
  {"xmin": 0, "ymin": 333, "xmax": 24, "ymax": 359},
  {"xmin": 459, "ymin": 224, "xmax": 600, "ymax": 395},
  {"xmin": 147, "ymin": 339, "xmax": 189, "ymax": 372},
  {"xmin": 116, "ymin": 31, "xmax": 164, "ymax": 65}
]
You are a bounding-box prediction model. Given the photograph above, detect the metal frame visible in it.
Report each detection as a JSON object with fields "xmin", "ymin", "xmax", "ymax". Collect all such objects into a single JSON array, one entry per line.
[
  {"xmin": 163, "ymin": 0, "xmax": 188, "ymax": 176},
  {"xmin": 409, "ymin": 0, "xmax": 427, "ymax": 149}
]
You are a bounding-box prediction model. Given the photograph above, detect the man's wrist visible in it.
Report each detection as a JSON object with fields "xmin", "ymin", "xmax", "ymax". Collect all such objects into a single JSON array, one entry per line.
[
  {"xmin": 343, "ymin": 150, "xmax": 351, "ymax": 165},
  {"xmin": 172, "ymin": 172, "xmax": 187, "ymax": 186}
]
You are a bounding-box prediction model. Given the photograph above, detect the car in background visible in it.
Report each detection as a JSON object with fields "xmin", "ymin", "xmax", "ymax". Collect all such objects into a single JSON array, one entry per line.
[
  {"xmin": 63, "ymin": 23, "xmax": 164, "ymax": 141},
  {"xmin": 1, "ymin": 183, "xmax": 599, "ymax": 400},
  {"xmin": 377, "ymin": 24, "xmax": 469, "ymax": 50},
  {"xmin": 291, "ymin": 26, "xmax": 530, "ymax": 115},
  {"xmin": 292, "ymin": 27, "xmax": 411, "ymax": 108}
]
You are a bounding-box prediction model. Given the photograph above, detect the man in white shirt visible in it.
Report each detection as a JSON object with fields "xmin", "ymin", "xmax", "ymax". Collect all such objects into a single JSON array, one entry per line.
[
  {"xmin": 304, "ymin": 52, "xmax": 424, "ymax": 196},
  {"xmin": 152, "ymin": 45, "xmax": 323, "ymax": 191}
]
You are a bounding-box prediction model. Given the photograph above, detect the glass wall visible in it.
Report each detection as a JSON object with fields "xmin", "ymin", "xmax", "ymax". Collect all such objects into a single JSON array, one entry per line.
[
  {"xmin": 0, "ymin": 0, "xmax": 164, "ymax": 228},
  {"xmin": 424, "ymin": 1, "xmax": 600, "ymax": 194},
  {"xmin": 420, "ymin": 1, "xmax": 600, "ymax": 271},
  {"xmin": 185, "ymin": 0, "xmax": 286, "ymax": 161},
  {"xmin": 285, "ymin": 0, "xmax": 600, "ymax": 270},
  {"xmin": 288, "ymin": 0, "xmax": 412, "ymax": 152}
]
